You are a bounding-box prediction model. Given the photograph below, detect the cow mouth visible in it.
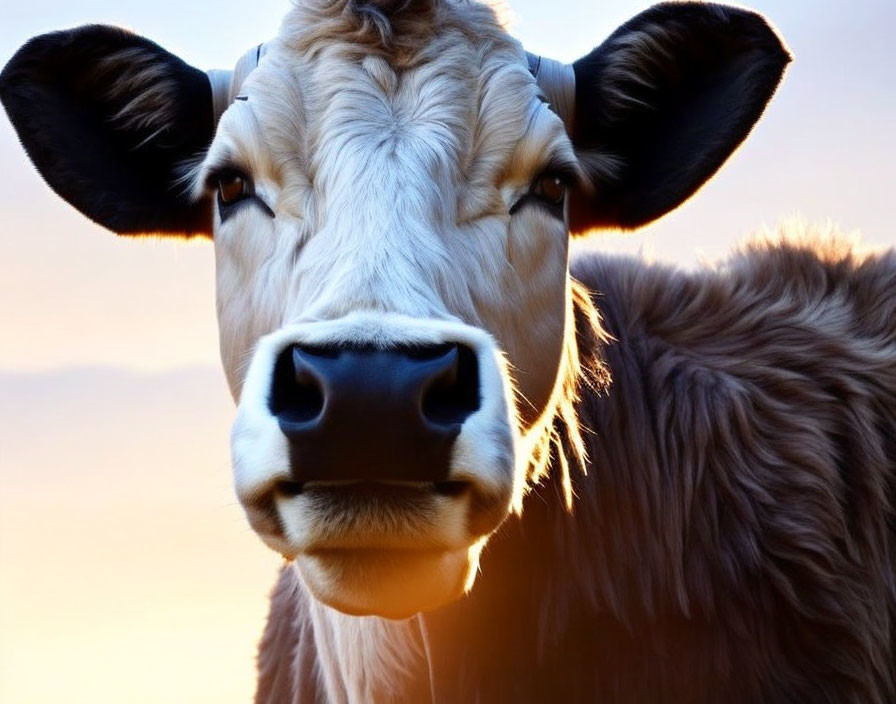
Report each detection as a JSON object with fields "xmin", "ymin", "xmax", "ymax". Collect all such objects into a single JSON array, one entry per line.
[
  {"xmin": 273, "ymin": 479, "xmax": 482, "ymax": 550},
  {"xmin": 273, "ymin": 478, "xmax": 471, "ymax": 498},
  {"xmin": 239, "ymin": 478, "xmax": 500, "ymax": 616},
  {"xmin": 268, "ymin": 478, "xmax": 507, "ymax": 549}
]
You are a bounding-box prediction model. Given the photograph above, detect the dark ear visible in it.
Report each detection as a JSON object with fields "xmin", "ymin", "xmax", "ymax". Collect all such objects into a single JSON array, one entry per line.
[
  {"xmin": 0, "ymin": 25, "xmax": 214, "ymax": 237},
  {"xmin": 569, "ymin": 2, "xmax": 790, "ymax": 233}
]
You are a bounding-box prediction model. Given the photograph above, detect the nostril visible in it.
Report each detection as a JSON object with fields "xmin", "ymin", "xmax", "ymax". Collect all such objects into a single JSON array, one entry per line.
[
  {"xmin": 421, "ymin": 344, "xmax": 480, "ymax": 427},
  {"xmin": 263, "ymin": 340, "xmax": 482, "ymax": 484},
  {"xmin": 269, "ymin": 345, "xmax": 325, "ymax": 425},
  {"xmin": 406, "ymin": 342, "xmax": 454, "ymax": 361}
]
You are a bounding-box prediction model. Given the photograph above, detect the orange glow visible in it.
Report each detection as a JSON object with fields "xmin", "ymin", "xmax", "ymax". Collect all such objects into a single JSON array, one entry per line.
[{"xmin": 0, "ymin": 368, "xmax": 280, "ymax": 703}]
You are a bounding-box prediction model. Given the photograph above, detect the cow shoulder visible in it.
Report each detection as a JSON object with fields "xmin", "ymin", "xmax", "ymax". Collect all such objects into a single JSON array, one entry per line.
[{"xmin": 570, "ymin": 230, "xmax": 896, "ymax": 699}]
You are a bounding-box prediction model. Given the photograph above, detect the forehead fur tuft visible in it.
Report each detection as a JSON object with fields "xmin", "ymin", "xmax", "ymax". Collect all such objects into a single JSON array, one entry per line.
[
  {"xmin": 282, "ymin": 0, "xmax": 506, "ymax": 58},
  {"xmin": 352, "ymin": 0, "xmax": 438, "ymax": 45}
]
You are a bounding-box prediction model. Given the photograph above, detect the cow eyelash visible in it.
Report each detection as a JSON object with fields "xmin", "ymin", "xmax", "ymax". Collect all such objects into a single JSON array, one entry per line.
[{"xmin": 206, "ymin": 167, "xmax": 275, "ymax": 222}]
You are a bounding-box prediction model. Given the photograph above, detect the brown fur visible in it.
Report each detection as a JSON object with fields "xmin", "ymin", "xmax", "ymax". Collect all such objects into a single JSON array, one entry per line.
[
  {"xmin": 257, "ymin": 227, "xmax": 896, "ymax": 702},
  {"xmin": 280, "ymin": 0, "xmax": 494, "ymax": 65}
]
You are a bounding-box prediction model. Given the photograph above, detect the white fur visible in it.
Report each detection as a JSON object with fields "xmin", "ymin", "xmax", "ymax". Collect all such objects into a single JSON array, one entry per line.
[{"xmin": 307, "ymin": 586, "xmax": 427, "ymax": 702}]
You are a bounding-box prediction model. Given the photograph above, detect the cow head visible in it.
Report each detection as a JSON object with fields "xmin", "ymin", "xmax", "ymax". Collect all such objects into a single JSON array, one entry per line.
[{"xmin": 0, "ymin": 1, "xmax": 788, "ymax": 618}]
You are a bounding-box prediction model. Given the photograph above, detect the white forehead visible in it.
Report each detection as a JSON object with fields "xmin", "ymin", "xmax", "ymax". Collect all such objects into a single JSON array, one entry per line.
[{"xmin": 196, "ymin": 0, "xmax": 576, "ymax": 214}]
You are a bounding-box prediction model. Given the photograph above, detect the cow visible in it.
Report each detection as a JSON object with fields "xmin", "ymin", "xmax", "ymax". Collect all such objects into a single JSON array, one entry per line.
[{"xmin": 2, "ymin": 0, "xmax": 894, "ymax": 701}]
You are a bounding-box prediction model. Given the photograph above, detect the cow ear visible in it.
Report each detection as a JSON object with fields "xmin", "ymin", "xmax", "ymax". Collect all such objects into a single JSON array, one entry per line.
[
  {"xmin": 568, "ymin": 3, "xmax": 790, "ymax": 233},
  {"xmin": 0, "ymin": 25, "xmax": 214, "ymax": 237}
]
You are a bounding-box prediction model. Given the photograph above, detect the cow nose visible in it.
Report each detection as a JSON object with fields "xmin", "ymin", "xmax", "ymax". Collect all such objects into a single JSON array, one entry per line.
[{"xmin": 268, "ymin": 343, "xmax": 480, "ymax": 485}]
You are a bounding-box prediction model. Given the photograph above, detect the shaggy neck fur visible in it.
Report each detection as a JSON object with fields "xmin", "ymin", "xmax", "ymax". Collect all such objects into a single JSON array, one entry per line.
[
  {"xmin": 418, "ymin": 231, "xmax": 896, "ymax": 703},
  {"xmin": 256, "ymin": 229, "xmax": 896, "ymax": 704}
]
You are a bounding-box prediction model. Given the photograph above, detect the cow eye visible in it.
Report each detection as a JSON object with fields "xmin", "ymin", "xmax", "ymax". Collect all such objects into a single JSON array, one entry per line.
[
  {"xmin": 509, "ymin": 171, "xmax": 571, "ymax": 217},
  {"xmin": 532, "ymin": 174, "xmax": 567, "ymax": 206},
  {"xmin": 210, "ymin": 169, "xmax": 274, "ymax": 222},
  {"xmin": 217, "ymin": 172, "xmax": 250, "ymax": 204}
]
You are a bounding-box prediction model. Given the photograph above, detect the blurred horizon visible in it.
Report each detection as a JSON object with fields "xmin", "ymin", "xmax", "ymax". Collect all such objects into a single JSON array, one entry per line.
[
  {"xmin": 0, "ymin": 365, "xmax": 280, "ymax": 703},
  {"xmin": 1, "ymin": 0, "xmax": 894, "ymax": 702}
]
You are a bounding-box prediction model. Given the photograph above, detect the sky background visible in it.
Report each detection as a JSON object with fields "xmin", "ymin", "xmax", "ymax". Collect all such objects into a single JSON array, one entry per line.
[{"xmin": 1, "ymin": 1, "xmax": 894, "ymax": 702}]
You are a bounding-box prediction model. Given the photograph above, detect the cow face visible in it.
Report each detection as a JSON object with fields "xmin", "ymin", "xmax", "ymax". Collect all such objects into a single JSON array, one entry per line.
[
  {"xmin": 0, "ymin": 0, "xmax": 789, "ymax": 618},
  {"xmin": 202, "ymin": 11, "xmax": 579, "ymax": 615}
]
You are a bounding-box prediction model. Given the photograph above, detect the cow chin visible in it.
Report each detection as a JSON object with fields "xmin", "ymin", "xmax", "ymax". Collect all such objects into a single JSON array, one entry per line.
[
  {"xmin": 268, "ymin": 477, "xmax": 511, "ymax": 616},
  {"xmin": 296, "ymin": 542, "xmax": 484, "ymax": 618}
]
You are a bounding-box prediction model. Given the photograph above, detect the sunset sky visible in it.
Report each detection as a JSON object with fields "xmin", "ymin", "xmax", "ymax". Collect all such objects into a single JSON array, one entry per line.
[{"xmin": 1, "ymin": 0, "xmax": 893, "ymax": 701}]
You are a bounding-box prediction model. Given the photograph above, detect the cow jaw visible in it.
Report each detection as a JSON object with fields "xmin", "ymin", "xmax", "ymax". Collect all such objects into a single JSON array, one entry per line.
[{"xmin": 297, "ymin": 541, "xmax": 486, "ymax": 619}]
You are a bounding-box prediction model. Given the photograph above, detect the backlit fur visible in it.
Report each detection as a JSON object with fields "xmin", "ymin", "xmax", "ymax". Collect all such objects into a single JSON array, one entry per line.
[
  {"xmin": 256, "ymin": 226, "xmax": 896, "ymax": 702},
  {"xmin": 187, "ymin": 0, "xmax": 894, "ymax": 700}
]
